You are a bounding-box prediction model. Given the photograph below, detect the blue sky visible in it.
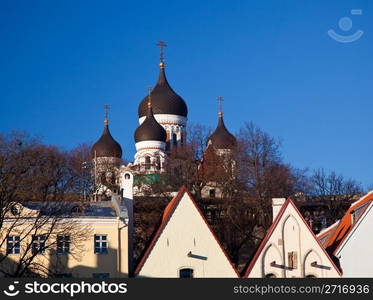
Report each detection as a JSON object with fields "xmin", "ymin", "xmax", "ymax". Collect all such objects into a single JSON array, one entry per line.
[{"xmin": 1, "ymin": 0, "xmax": 372, "ymax": 188}]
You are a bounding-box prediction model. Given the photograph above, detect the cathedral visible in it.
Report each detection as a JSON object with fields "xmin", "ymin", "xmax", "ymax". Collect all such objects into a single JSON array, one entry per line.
[{"xmin": 90, "ymin": 42, "xmax": 237, "ymax": 198}]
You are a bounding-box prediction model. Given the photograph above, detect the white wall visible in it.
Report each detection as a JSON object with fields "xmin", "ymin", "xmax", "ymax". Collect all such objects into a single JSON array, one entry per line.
[
  {"xmin": 336, "ymin": 203, "xmax": 373, "ymax": 277},
  {"xmin": 137, "ymin": 193, "xmax": 237, "ymax": 278},
  {"xmin": 247, "ymin": 202, "xmax": 340, "ymax": 278}
]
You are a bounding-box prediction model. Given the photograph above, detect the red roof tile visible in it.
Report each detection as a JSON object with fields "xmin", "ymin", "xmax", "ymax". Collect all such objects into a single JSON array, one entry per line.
[{"xmin": 325, "ymin": 192, "xmax": 373, "ymax": 254}]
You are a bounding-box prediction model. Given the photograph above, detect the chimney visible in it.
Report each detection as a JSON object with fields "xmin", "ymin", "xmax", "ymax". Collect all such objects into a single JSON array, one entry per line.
[{"xmin": 272, "ymin": 198, "xmax": 286, "ymax": 222}]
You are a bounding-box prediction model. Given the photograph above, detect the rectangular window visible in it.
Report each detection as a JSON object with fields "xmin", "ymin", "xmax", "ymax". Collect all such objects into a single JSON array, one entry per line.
[
  {"xmin": 94, "ymin": 234, "xmax": 108, "ymax": 254},
  {"xmin": 32, "ymin": 235, "xmax": 46, "ymax": 254},
  {"xmin": 6, "ymin": 236, "xmax": 20, "ymax": 254},
  {"xmin": 288, "ymin": 251, "xmax": 298, "ymax": 269},
  {"xmin": 209, "ymin": 189, "xmax": 216, "ymax": 198},
  {"xmin": 92, "ymin": 273, "xmax": 110, "ymax": 278},
  {"xmin": 57, "ymin": 235, "xmax": 70, "ymax": 254}
]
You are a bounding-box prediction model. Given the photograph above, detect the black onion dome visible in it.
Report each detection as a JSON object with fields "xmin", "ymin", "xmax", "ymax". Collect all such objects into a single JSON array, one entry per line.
[
  {"xmin": 134, "ymin": 104, "xmax": 167, "ymax": 143},
  {"xmin": 92, "ymin": 122, "xmax": 122, "ymax": 158},
  {"xmin": 207, "ymin": 114, "xmax": 237, "ymax": 149},
  {"xmin": 138, "ymin": 64, "xmax": 188, "ymax": 118}
]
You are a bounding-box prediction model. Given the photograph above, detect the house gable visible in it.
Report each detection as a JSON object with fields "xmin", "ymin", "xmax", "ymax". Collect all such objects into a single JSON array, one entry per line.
[
  {"xmin": 135, "ymin": 186, "xmax": 238, "ymax": 278},
  {"xmin": 244, "ymin": 199, "xmax": 341, "ymax": 278}
]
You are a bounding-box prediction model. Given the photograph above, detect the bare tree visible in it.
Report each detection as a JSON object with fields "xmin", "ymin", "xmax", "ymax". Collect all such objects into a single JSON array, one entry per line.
[
  {"xmin": 308, "ymin": 168, "xmax": 363, "ymax": 225},
  {"xmin": 0, "ymin": 132, "xmax": 91, "ymax": 277}
]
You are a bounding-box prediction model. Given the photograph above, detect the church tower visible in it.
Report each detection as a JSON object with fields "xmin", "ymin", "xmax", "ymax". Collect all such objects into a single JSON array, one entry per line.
[
  {"xmin": 202, "ymin": 97, "xmax": 237, "ymax": 199},
  {"xmin": 134, "ymin": 89, "xmax": 167, "ymax": 173},
  {"xmin": 137, "ymin": 41, "xmax": 188, "ymax": 152},
  {"xmin": 91, "ymin": 105, "xmax": 122, "ymax": 198},
  {"xmin": 206, "ymin": 97, "xmax": 237, "ymax": 153}
]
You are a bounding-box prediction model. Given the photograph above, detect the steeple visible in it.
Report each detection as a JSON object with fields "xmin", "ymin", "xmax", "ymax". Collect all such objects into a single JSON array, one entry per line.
[
  {"xmin": 138, "ymin": 41, "xmax": 188, "ymax": 118},
  {"xmin": 207, "ymin": 97, "xmax": 237, "ymax": 150},
  {"xmin": 134, "ymin": 88, "xmax": 167, "ymax": 143},
  {"xmin": 91, "ymin": 105, "xmax": 123, "ymax": 158}
]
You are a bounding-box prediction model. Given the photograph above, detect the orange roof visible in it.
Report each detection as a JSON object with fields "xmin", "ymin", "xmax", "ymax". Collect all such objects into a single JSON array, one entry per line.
[
  {"xmin": 325, "ymin": 191, "xmax": 373, "ymax": 254},
  {"xmin": 244, "ymin": 198, "xmax": 342, "ymax": 277},
  {"xmin": 134, "ymin": 186, "xmax": 239, "ymax": 277},
  {"xmin": 317, "ymin": 222, "xmax": 338, "ymax": 248}
]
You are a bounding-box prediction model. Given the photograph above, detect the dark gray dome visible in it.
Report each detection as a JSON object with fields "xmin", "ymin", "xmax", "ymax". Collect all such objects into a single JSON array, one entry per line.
[
  {"xmin": 134, "ymin": 104, "xmax": 167, "ymax": 143},
  {"xmin": 138, "ymin": 64, "xmax": 188, "ymax": 118},
  {"xmin": 207, "ymin": 114, "xmax": 237, "ymax": 149},
  {"xmin": 92, "ymin": 122, "xmax": 122, "ymax": 158}
]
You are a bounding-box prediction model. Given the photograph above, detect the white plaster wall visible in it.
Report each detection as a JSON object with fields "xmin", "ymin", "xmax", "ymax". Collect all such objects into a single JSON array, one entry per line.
[
  {"xmin": 248, "ymin": 203, "xmax": 340, "ymax": 278},
  {"xmin": 137, "ymin": 193, "xmax": 237, "ymax": 278},
  {"xmin": 336, "ymin": 203, "xmax": 373, "ymax": 277},
  {"xmin": 139, "ymin": 114, "xmax": 187, "ymax": 127}
]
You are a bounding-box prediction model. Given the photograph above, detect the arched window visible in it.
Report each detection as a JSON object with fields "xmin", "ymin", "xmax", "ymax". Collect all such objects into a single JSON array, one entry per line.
[
  {"xmin": 265, "ymin": 273, "xmax": 277, "ymax": 278},
  {"xmin": 172, "ymin": 133, "xmax": 177, "ymax": 146},
  {"xmin": 156, "ymin": 156, "xmax": 161, "ymax": 170},
  {"xmin": 179, "ymin": 268, "xmax": 194, "ymax": 278},
  {"xmin": 306, "ymin": 275, "xmax": 317, "ymax": 278},
  {"xmin": 124, "ymin": 173, "xmax": 130, "ymax": 180},
  {"xmin": 145, "ymin": 156, "xmax": 151, "ymax": 170}
]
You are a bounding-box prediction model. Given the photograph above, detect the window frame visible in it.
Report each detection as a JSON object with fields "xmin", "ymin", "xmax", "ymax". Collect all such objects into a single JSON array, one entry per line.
[
  {"xmin": 94, "ymin": 234, "xmax": 108, "ymax": 254},
  {"xmin": 32, "ymin": 234, "xmax": 46, "ymax": 255},
  {"xmin": 6, "ymin": 235, "xmax": 20, "ymax": 255},
  {"xmin": 57, "ymin": 234, "xmax": 70, "ymax": 254}
]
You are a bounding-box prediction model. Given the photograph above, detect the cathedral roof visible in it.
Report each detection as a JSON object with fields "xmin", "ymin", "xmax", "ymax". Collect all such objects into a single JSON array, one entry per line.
[
  {"xmin": 92, "ymin": 120, "xmax": 122, "ymax": 158},
  {"xmin": 207, "ymin": 113, "xmax": 237, "ymax": 150},
  {"xmin": 134, "ymin": 103, "xmax": 167, "ymax": 143},
  {"xmin": 138, "ymin": 63, "xmax": 188, "ymax": 118}
]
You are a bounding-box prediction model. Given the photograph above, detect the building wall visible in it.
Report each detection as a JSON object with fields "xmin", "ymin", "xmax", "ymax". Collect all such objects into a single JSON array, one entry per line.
[
  {"xmin": 137, "ymin": 193, "xmax": 237, "ymax": 278},
  {"xmin": 248, "ymin": 204, "xmax": 340, "ymax": 278},
  {"xmin": 0, "ymin": 217, "xmax": 129, "ymax": 278},
  {"xmin": 336, "ymin": 203, "xmax": 373, "ymax": 277}
]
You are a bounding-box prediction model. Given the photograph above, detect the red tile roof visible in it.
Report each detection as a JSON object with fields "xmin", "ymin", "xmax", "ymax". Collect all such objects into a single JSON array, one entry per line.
[
  {"xmin": 244, "ymin": 198, "xmax": 342, "ymax": 277},
  {"xmin": 317, "ymin": 222, "xmax": 338, "ymax": 248},
  {"xmin": 324, "ymin": 191, "xmax": 373, "ymax": 254},
  {"xmin": 134, "ymin": 186, "xmax": 239, "ymax": 277}
]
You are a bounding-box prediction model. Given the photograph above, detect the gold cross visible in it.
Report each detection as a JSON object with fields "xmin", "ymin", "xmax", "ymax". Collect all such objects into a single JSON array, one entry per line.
[
  {"xmin": 103, "ymin": 104, "xmax": 110, "ymax": 121},
  {"xmin": 156, "ymin": 41, "xmax": 167, "ymax": 62},
  {"xmin": 217, "ymin": 96, "xmax": 224, "ymax": 114}
]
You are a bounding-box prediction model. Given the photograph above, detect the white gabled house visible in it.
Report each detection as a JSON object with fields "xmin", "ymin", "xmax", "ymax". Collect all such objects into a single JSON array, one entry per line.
[
  {"xmin": 244, "ymin": 198, "xmax": 341, "ymax": 278},
  {"xmin": 319, "ymin": 191, "xmax": 373, "ymax": 277},
  {"xmin": 134, "ymin": 186, "xmax": 239, "ymax": 278}
]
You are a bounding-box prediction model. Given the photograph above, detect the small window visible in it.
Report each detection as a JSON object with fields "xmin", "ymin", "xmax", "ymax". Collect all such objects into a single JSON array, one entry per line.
[
  {"xmin": 11, "ymin": 205, "xmax": 21, "ymax": 216},
  {"xmin": 209, "ymin": 189, "xmax": 216, "ymax": 198},
  {"xmin": 124, "ymin": 173, "xmax": 130, "ymax": 180},
  {"xmin": 94, "ymin": 234, "xmax": 108, "ymax": 254},
  {"xmin": 172, "ymin": 133, "xmax": 177, "ymax": 146},
  {"xmin": 32, "ymin": 235, "xmax": 46, "ymax": 254},
  {"xmin": 352, "ymin": 202, "xmax": 370, "ymax": 224},
  {"xmin": 7, "ymin": 236, "xmax": 20, "ymax": 254},
  {"xmin": 265, "ymin": 273, "xmax": 277, "ymax": 278},
  {"xmin": 145, "ymin": 156, "xmax": 151, "ymax": 170},
  {"xmin": 156, "ymin": 156, "xmax": 161, "ymax": 170},
  {"xmin": 92, "ymin": 273, "xmax": 110, "ymax": 278},
  {"xmin": 179, "ymin": 268, "xmax": 194, "ymax": 278},
  {"xmin": 288, "ymin": 251, "xmax": 298, "ymax": 269},
  {"xmin": 57, "ymin": 235, "xmax": 70, "ymax": 254}
]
